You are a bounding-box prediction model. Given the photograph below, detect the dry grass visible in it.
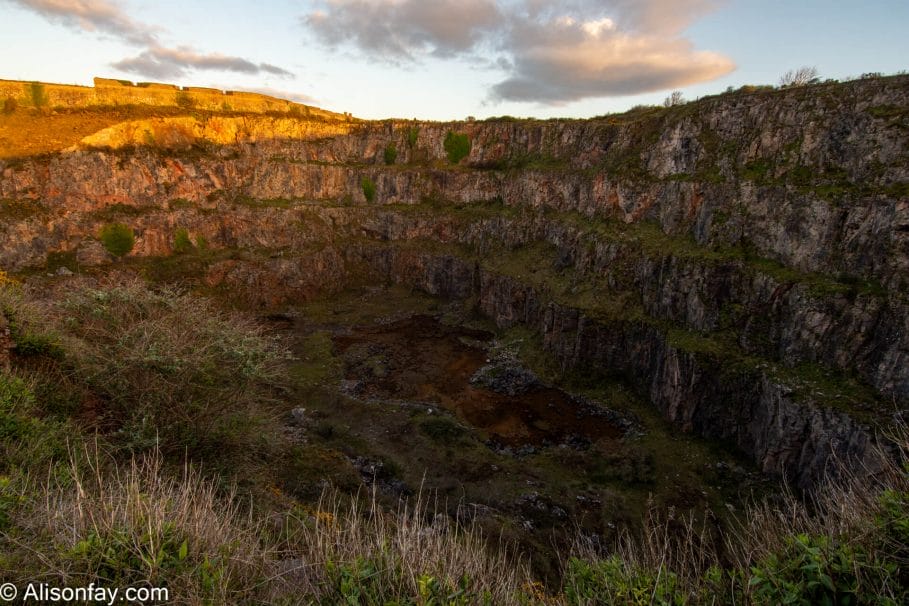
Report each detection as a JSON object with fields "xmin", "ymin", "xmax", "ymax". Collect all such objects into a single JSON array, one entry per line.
[
  {"xmin": 564, "ymin": 423, "xmax": 909, "ymax": 604},
  {"xmin": 271, "ymin": 487, "xmax": 533, "ymax": 603},
  {"xmin": 0, "ymin": 106, "xmax": 186, "ymax": 159},
  {"xmin": 4, "ymin": 442, "xmax": 533, "ymax": 604},
  {"xmin": 11, "ymin": 445, "xmax": 267, "ymax": 604}
]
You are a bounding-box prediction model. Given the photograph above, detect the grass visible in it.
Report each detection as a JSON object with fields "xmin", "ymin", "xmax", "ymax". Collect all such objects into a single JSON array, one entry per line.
[
  {"xmin": 0, "ymin": 274, "xmax": 906, "ymax": 603},
  {"xmin": 5, "ymin": 279, "xmax": 288, "ymax": 458}
]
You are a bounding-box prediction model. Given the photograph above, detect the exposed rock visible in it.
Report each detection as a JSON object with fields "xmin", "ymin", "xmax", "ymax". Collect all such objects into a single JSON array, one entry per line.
[
  {"xmin": 2, "ymin": 75, "xmax": 906, "ymax": 490},
  {"xmin": 470, "ymin": 353, "xmax": 541, "ymax": 396}
]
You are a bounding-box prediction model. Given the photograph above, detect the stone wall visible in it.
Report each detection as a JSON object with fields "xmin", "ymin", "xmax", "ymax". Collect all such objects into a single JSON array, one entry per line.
[{"xmin": 0, "ymin": 77, "xmax": 350, "ymax": 120}]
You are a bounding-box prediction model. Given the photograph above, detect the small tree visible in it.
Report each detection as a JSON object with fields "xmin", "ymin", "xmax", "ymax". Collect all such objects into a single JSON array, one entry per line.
[
  {"xmin": 663, "ymin": 91, "xmax": 685, "ymax": 107},
  {"xmin": 779, "ymin": 66, "xmax": 819, "ymax": 87},
  {"xmin": 99, "ymin": 224, "xmax": 135, "ymax": 258},
  {"xmin": 2, "ymin": 97, "xmax": 16, "ymax": 115}
]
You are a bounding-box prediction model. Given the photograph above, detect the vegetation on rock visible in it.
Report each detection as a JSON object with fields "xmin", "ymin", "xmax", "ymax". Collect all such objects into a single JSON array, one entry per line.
[
  {"xmin": 98, "ymin": 223, "xmax": 135, "ymax": 258},
  {"xmin": 444, "ymin": 130, "xmax": 471, "ymax": 164}
]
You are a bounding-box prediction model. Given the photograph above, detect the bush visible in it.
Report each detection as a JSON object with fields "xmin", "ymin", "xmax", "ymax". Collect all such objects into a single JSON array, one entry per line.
[
  {"xmin": 444, "ymin": 131, "xmax": 471, "ymax": 164},
  {"xmin": 175, "ymin": 91, "xmax": 194, "ymax": 109},
  {"xmin": 48, "ymin": 280, "xmax": 288, "ymax": 456},
  {"xmin": 2, "ymin": 97, "xmax": 16, "ymax": 115},
  {"xmin": 99, "ymin": 223, "xmax": 135, "ymax": 258},
  {"xmin": 27, "ymin": 82, "xmax": 48, "ymax": 108},
  {"xmin": 780, "ymin": 66, "xmax": 820, "ymax": 87},
  {"xmin": 383, "ymin": 142, "xmax": 397, "ymax": 165},
  {"xmin": 173, "ymin": 228, "xmax": 194, "ymax": 254},
  {"xmin": 749, "ymin": 534, "xmax": 865, "ymax": 605},
  {"xmin": 406, "ymin": 125, "xmax": 419, "ymax": 148},
  {"xmin": 361, "ymin": 177, "xmax": 376, "ymax": 202}
]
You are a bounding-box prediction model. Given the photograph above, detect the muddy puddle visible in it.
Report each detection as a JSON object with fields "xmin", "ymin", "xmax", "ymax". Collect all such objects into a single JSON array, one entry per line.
[{"xmin": 333, "ymin": 315, "xmax": 623, "ymax": 448}]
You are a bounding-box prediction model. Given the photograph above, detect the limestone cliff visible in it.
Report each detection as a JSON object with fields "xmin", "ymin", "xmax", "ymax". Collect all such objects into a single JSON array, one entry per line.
[{"xmin": 1, "ymin": 74, "xmax": 907, "ymax": 488}]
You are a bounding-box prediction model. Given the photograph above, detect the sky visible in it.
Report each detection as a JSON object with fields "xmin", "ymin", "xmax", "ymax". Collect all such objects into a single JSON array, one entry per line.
[{"xmin": 0, "ymin": 0, "xmax": 906, "ymax": 120}]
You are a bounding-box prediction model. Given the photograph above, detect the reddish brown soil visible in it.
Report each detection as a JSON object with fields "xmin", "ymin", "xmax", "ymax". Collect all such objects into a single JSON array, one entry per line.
[{"xmin": 334, "ymin": 315, "xmax": 622, "ymax": 447}]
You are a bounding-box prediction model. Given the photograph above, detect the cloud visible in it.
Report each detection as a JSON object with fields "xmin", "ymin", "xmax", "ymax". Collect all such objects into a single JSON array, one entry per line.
[
  {"xmin": 492, "ymin": 7, "xmax": 735, "ymax": 103},
  {"xmin": 8, "ymin": 0, "xmax": 294, "ymax": 80},
  {"xmin": 8, "ymin": 0, "xmax": 157, "ymax": 44},
  {"xmin": 112, "ymin": 47, "xmax": 295, "ymax": 80},
  {"xmin": 302, "ymin": 0, "xmax": 734, "ymax": 104},
  {"xmin": 304, "ymin": 0, "xmax": 502, "ymax": 61}
]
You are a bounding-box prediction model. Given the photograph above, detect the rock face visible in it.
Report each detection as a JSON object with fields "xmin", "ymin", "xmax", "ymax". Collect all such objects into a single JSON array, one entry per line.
[{"xmin": 1, "ymin": 74, "xmax": 907, "ymax": 488}]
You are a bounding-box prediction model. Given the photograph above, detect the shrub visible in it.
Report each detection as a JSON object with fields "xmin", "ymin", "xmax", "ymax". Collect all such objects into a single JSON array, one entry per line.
[
  {"xmin": 27, "ymin": 82, "xmax": 48, "ymax": 108},
  {"xmin": 444, "ymin": 131, "xmax": 471, "ymax": 164},
  {"xmin": 749, "ymin": 534, "xmax": 864, "ymax": 605},
  {"xmin": 780, "ymin": 66, "xmax": 820, "ymax": 87},
  {"xmin": 99, "ymin": 223, "xmax": 135, "ymax": 258},
  {"xmin": 361, "ymin": 177, "xmax": 376, "ymax": 202},
  {"xmin": 0, "ymin": 373, "xmax": 72, "ymax": 475},
  {"xmin": 2, "ymin": 97, "xmax": 16, "ymax": 115},
  {"xmin": 663, "ymin": 90, "xmax": 686, "ymax": 107},
  {"xmin": 173, "ymin": 228, "xmax": 194, "ymax": 254},
  {"xmin": 383, "ymin": 142, "xmax": 397, "ymax": 165},
  {"xmin": 406, "ymin": 125, "xmax": 419, "ymax": 148},
  {"xmin": 175, "ymin": 91, "xmax": 194, "ymax": 109},
  {"xmin": 48, "ymin": 280, "xmax": 288, "ymax": 456}
]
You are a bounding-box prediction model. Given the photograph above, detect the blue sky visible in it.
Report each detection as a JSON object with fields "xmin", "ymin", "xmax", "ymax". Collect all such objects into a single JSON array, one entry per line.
[{"xmin": 1, "ymin": 1, "xmax": 906, "ymax": 120}]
